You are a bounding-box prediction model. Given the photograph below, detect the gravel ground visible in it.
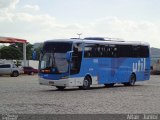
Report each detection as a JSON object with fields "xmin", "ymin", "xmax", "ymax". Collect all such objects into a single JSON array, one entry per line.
[{"xmin": 0, "ymin": 75, "xmax": 160, "ymax": 114}]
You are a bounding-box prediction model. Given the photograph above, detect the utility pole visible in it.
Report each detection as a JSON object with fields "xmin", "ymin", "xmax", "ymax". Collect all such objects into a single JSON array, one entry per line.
[{"xmin": 23, "ymin": 43, "xmax": 27, "ymax": 66}]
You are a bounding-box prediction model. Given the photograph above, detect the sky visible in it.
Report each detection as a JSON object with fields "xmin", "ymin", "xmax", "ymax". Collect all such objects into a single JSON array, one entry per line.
[{"xmin": 0, "ymin": 0, "xmax": 160, "ymax": 48}]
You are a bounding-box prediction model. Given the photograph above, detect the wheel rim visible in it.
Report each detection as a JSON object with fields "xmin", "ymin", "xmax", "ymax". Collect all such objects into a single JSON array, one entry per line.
[
  {"xmin": 14, "ymin": 72, "xmax": 18, "ymax": 76},
  {"xmin": 83, "ymin": 79, "xmax": 89, "ymax": 87}
]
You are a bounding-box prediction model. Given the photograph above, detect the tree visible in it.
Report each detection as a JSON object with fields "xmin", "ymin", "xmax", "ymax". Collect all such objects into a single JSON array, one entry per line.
[
  {"xmin": 9, "ymin": 43, "xmax": 33, "ymax": 60},
  {"xmin": 26, "ymin": 43, "xmax": 33, "ymax": 59},
  {"xmin": 32, "ymin": 43, "xmax": 43, "ymax": 60},
  {"xmin": 0, "ymin": 42, "xmax": 33, "ymax": 60},
  {"xmin": 0, "ymin": 46, "xmax": 22, "ymax": 60},
  {"xmin": 34, "ymin": 46, "xmax": 43, "ymax": 60}
]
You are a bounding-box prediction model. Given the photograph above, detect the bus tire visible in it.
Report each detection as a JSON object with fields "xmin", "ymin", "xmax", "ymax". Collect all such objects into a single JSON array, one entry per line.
[
  {"xmin": 104, "ymin": 83, "xmax": 114, "ymax": 87},
  {"xmin": 56, "ymin": 86, "xmax": 65, "ymax": 90},
  {"xmin": 79, "ymin": 77, "xmax": 91, "ymax": 90},
  {"xmin": 124, "ymin": 74, "xmax": 136, "ymax": 86}
]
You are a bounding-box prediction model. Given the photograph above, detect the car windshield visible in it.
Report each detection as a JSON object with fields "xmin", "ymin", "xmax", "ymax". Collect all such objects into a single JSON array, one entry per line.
[{"xmin": 40, "ymin": 42, "xmax": 72, "ymax": 74}]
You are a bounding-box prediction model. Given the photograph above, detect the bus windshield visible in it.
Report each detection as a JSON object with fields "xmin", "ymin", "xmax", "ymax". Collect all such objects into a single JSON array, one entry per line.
[{"xmin": 40, "ymin": 42, "xmax": 72, "ymax": 74}]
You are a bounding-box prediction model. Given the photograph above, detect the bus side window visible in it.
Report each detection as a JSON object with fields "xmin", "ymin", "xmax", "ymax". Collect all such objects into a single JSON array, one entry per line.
[
  {"xmin": 140, "ymin": 46, "xmax": 149, "ymax": 58},
  {"xmin": 84, "ymin": 44, "xmax": 95, "ymax": 58},
  {"xmin": 108, "ymin": 45, "xmax": 118, "ymax": 57},
  {"xmin": 117, "ymin": 45, "xmax": 132, "ymax": 58},
  {"xmin": 84, "ymin": 44, "xmax": 90, "ymax": 57},
  {"xmin": 132, "ymin": 45, "xmax": 140, "ymax": 58}
]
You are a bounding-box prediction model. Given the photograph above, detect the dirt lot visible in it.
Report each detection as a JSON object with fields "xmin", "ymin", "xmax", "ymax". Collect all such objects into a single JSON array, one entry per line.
[{"xmin": 0, "ymin": 75, "xmax": 160, "ymax": 114}]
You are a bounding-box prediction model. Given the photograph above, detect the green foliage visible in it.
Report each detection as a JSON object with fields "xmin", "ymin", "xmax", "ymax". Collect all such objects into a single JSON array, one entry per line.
[
  {"xmin": 0, "ymin": 43, "xmax": 33, "ymax": 60},
  {"xmin": 10, "ymin": 43, "xmax": 33, "ymax": 59},
  {"xmin": 34, "ymin": 46, "xmax": 42, "ymax": 60},
  {"xmin": 0, "ymin": 46, "xmax": 22, "ymax": 60},
  {"xmin": 26, "ymin": 43, "xmax": 34, "ymax": 60}
]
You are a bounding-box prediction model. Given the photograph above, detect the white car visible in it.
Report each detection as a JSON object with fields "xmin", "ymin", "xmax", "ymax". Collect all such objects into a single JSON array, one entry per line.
[{"xmin": 0, "ymin": 64, "xmax": 24, "ymax": 77}]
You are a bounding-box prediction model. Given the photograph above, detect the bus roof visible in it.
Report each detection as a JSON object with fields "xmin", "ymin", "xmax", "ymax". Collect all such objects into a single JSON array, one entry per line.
[{"xmin": 45, "ymin": 37, "xmax": 150, "ymax": 46}]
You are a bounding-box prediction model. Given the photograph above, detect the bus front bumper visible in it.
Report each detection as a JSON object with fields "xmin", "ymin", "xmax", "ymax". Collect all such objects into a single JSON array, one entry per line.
[{"xmin": 39, "ymin": 77, "xmax": 83, "ymax": 87}]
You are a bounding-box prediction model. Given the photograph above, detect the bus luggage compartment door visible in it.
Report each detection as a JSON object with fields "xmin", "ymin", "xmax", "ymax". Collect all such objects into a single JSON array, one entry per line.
[{"xmin": 98, "ymin": 68, "xmax": 110, "ymax": 84}]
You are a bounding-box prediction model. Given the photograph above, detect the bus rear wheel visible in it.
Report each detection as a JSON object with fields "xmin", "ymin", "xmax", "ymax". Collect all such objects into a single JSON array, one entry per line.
[
  {"xmin": 56, "ymin": 86, "xmax": 65, "ymax": 90},
  {"xmin": 124, "ymin": 74, "xmax": 136, "ymax": 86},
  {"xmin": 79, "ymin": 77, "xmax": 91, "ymax": 90}
]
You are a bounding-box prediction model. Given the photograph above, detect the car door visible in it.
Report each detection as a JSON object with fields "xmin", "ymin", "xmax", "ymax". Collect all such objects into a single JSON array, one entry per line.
[
  {"xmin": 0, "ymin": 65, "xmax": 3, "ymax": 74},
  {"xmin": 0, "ymin": 64, "xmax": 11, "ymax": 75}
]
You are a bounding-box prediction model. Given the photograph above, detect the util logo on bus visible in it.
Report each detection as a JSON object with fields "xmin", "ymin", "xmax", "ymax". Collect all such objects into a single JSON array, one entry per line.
[{"xmin": 133, "ymin": 58, "xmax": 146, "ymax": 72}]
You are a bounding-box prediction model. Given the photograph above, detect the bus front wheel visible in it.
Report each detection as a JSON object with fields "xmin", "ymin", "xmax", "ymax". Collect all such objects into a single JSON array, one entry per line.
[
  {"xmin": 79, "ymin": 77, "xmax": 91, "ymax": 90},
  {"xmin": 124, "ymin": 74, "xmax": 136, "ymax": 86}
]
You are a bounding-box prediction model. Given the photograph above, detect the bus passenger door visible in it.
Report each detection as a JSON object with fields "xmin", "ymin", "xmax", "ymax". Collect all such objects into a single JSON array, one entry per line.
[{"xmin": 70, "ymin": 43, "xmax": 83, "ymax": 75}]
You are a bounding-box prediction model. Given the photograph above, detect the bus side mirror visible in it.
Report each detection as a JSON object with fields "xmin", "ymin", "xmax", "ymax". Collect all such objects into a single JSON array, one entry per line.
[{"xmin": 66, "ymin": 51, "xmax": 73, "ymax": 62}]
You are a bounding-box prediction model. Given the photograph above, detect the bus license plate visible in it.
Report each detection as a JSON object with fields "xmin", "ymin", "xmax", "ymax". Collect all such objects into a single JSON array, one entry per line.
[{"xmin": 49, "ymin": 81, "xmax": 54, "ymax": 85}]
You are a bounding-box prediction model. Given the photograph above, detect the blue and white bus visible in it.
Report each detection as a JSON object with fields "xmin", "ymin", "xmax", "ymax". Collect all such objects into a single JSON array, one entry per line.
[{"xmin": 39, "ymin": 37, "xmax": 150, "ymax": 90}]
